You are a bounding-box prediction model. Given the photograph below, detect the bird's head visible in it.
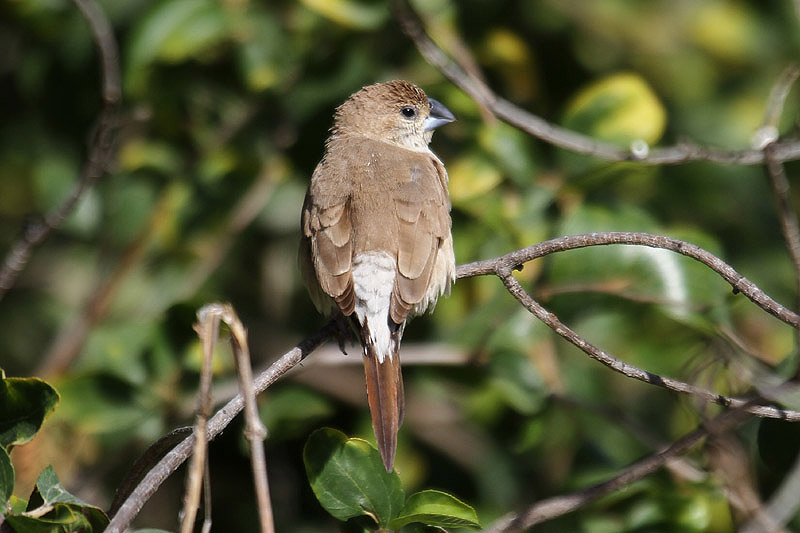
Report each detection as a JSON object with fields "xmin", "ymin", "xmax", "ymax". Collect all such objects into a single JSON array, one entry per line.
[{"xmin": 331, "ymin": 80, "xmax": 455, "ymax": 151}]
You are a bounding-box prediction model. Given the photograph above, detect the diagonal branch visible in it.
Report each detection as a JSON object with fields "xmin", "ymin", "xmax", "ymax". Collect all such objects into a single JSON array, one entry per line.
[
  {"xmin": 104, "ymin": 320, "xmax": 338, "ymax": 533},
  {"xmin": 392, "ymin": 0, "xmax": 800, "ymax": 166},
  {"xmin": 497, "ymin": 267, "xmax": 800, "ymax": 421}
]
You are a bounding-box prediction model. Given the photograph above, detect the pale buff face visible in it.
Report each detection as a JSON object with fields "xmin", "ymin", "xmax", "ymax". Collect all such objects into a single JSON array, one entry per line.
[{"xmin": 331, "ymin": 80, "xmax": 433, "ymax": 151}]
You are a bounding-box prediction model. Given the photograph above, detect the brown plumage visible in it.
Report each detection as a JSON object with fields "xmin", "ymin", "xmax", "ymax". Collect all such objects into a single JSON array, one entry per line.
[{"xmin": 299, "ymin": 80, "xmax": 456, "ymax": 471}]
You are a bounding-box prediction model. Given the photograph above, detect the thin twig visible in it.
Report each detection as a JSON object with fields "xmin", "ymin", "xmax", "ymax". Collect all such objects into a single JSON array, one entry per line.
[
  {"xmin": 742, "ymin": 63, "xmax": 800, "ymax": 521},
  {"xmin": 764, "ymin": 146, "xmax": 800, "ymax": 378},
  {"xmin": 0, "ymin": 0, "xmax": 121, "ymax": 301},
  {"xmin": 757, "ymin": 65, "xmax": 800, "ymax": 381},
  {"xmin": 454, "ymin": 231, "xmax": 800, "ymax": 419},
  {"xmin": 482, "ymin": 404, "xmax": 754, "ymax": 532},
  {"xmin": 104, "ymin": 320, "xmax": 338, "ymax": 533},
  {"xmin": 759, "ymin": 65, "xmax": 800, "ymax": 142},
  {"xmin": 180, "ymin": 309, "xmax": 220, "ymax": 533},
  {"xmin": 216, "ymin": 303, "xmax": 275, "ymax": 533},
  {"xmin": 392, "ymin": 0, "xmax": 800, "ymax": 166}
]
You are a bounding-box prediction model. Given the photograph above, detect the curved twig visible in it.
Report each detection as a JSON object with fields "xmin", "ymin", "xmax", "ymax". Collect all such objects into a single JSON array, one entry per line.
[
  {"xmin": 457, "ymin": 232, "xmax": 800, "ymax": 328},
  {"xmin": 392, "ymin": 0, "xmax": 800, "ymax": 166},
  {"xmin": 498, "ymin": 267, "xmax": 800, "ymax": 421}
]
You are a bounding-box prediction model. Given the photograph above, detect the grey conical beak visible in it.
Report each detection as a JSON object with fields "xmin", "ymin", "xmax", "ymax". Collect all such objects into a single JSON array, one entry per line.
[{"xmin": 424, "ymin": 98, "xmax": 456, "ymax": 132}]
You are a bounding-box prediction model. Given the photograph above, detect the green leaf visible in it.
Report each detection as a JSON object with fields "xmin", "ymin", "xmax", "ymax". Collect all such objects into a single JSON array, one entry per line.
[
  {"xmin": 304, "ymin": 428, "xmax": 405, "ymax": 527},
  {"xmin": 0, "ymin": 370, "xmax": 60, "ymax": 448},
  {"xmin": 34, "ymin": 466, "xmax": 90, "ymax": 507},
  {"xmin": 389, "ymin": 490, "xmax": 480, "ymax": 529},
  {"xmin": 7, "ymin": 494, "xmax": 26, "ymax": 514},
  {"xmin": 0, "ymin": 445, "xmax": 13, "ymax": 504}
]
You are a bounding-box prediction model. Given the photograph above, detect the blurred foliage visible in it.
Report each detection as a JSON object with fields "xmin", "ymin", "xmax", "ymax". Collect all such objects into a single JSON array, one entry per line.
[{"xmin": 1, "ymin": 0, "xmax": 800, "ymax": 531}]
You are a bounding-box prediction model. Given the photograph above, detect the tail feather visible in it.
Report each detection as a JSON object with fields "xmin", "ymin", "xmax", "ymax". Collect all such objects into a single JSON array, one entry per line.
[{"xmin": 362, "ymin": 327, "xmax": 404, "ymax": 472}]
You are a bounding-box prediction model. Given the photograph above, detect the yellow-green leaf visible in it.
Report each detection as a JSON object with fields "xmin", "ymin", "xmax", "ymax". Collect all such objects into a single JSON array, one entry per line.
[
  {"xmin": 448, "ymin": 155, "xmax": 503, "ymax": 205},
  {"xmin": 563, "ymin": 72, "xmax": 666, "ymax": 146},
  {"xmin": 299, "ymin": 0, "xmax": 387, "ymax": 30}
]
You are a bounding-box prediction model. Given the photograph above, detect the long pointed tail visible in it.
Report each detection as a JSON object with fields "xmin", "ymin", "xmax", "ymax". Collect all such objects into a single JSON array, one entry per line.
[{"xmin": 363, "ymin": 337, "xmax": 404, "ymax": 472}]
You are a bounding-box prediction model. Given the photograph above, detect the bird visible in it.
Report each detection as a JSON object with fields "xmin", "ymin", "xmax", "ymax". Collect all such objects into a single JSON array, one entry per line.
[{"xmin": 299, "ymin": 80, "xmax": 456, "ymax": 471}]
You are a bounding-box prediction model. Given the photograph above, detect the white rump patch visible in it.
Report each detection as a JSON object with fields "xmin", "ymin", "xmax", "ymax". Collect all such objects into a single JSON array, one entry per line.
[{"xmin": 352, "ymin": 252, "xmax": 397, "ymax": 363}]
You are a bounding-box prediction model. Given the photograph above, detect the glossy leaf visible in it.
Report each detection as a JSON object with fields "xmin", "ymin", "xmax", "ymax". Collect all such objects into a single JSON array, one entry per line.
[
  {"xmin": 304, "ymin": 428, "xmax": 405, "ymax": 526},
  {"xmin": 389, "ymin": 489, "xmax": 480, "ymax": 529},
  {"xmin": 33, "ymin": 466, "xmax": 91, "ymax": 507},
  {"xmin": 0, "ymin": 370, "xmax": 60, "ymax": 448}
]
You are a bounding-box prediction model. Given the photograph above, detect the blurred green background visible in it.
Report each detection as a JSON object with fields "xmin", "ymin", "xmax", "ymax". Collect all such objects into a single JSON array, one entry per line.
[{"xmin": 2, "ymin": 0, "xmax": 800, "ymax": 531}]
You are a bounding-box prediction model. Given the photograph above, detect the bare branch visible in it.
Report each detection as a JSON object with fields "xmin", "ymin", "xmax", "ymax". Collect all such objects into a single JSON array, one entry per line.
[
  {"xmin": 105, "ymin": 320, "xmax": 338, "ymax": 533},
  {"xmin": 454, "ymin": 232, "xmax": 800, "ymax": 419},
  {"xmin": 758, "ymin": 65, "xmax": 800, "ymax": 382},
  {"xmin": 483, "ymin": 404, "xmax": 753, "ymax": 532},
  {"xmin": 764, "ymin": 147, "xmax": 800, "ymax": 375},
  {"xmin": 742, "ymin": 61, "xmax": 800, "ymax": 518},
  {"xmin": 0, "ymin": 0, "xmax": 121, "ymax": 301},
  {"xmin": 457, "ymin": 232, "xmax": 800, "ymax": 328},
  {"xmin": 392, "ymin": 0, "xmax": 800, "ymax": 166}
]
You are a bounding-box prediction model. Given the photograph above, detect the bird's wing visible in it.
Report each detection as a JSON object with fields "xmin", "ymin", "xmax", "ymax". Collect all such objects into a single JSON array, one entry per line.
[
  {"xmin": 387, "ymin": 152, "xmax": 451, "ymax": 324},
  {"xmin": 302, "ymin": 158, "xmax": 356, "ymax": 316}
]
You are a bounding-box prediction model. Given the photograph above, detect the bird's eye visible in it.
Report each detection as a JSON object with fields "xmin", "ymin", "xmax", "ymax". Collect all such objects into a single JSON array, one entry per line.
[{"xmin": 401, "ymin": 106, "xmax": 417, "ymax": 119}]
